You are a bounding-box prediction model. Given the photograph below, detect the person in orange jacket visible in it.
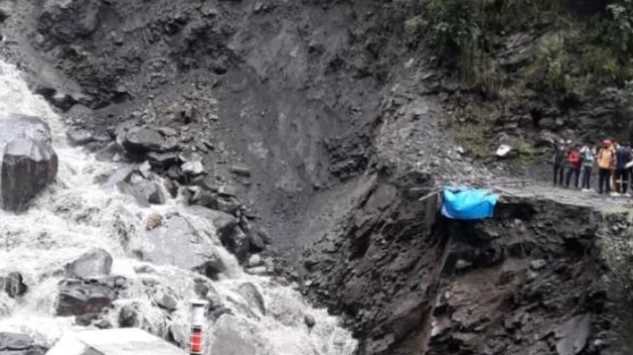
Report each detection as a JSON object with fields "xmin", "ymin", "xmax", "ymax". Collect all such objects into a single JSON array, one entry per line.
[{"xmin": 597, "ymin": 140, "xmax": 615, "ymax": 194}]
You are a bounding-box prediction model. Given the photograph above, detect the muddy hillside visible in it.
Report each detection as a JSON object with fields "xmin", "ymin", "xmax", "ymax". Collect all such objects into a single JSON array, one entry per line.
[{"xmin": 0, "ymin": 0, "xmax": 632, "ymax": 354}]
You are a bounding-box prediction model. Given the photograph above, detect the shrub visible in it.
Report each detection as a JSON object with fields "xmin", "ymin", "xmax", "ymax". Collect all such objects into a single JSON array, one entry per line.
[
  {"xmin": 602, "ymin": 0, "xmax": 633, "ymax": 54},
  {"xmin": 425, "ymin": 0, "xmax": 482, "ymax": 62}
]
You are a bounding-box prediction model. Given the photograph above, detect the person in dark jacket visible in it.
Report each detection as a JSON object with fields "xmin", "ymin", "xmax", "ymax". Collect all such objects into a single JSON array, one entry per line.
[
  {"xmin": 565, "ymin": 144, "xmax": 582, "ymax": 189},
  {"xmin": 552, "ymin": 141, "xmax": 566, "ymax": 186},
  {"xmin": 615, "ymin": 142, "xmax": 632, "ymax": 194}
]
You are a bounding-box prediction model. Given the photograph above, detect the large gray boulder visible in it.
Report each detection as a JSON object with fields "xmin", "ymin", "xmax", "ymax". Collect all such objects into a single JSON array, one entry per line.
[
  {"xmin": 0, "ymin": 115, "xmax": 58, "ymax": 212},
  {"xmin": 137, "ymin": 211, "xmax": 226, "ymax": 272},
  {"xmin": 65, "ymin": 249, "xmax": 113, "ymax": 279}
]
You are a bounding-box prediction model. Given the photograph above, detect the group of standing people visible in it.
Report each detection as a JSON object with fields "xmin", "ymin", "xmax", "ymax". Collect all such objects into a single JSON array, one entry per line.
[{"xmin": 552, "ymin": 139, "xmax": 633, "ymax": 195}]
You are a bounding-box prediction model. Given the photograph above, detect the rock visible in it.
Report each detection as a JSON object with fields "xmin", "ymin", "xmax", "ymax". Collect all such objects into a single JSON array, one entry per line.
[
  {"xmin": 237, "ymin": 283, "xmax": 265, "ymax": 315},
  {"xmin": 163, "ymin": 179, "xmax": 179, "ymax": 198},
  {"xmin": 182, "ymin": 160, "xmax": 205, "ymax": 176},
  {"xmin": 556, "ymin": 314, "xmax": 591, "ymax": 355},
  {"xmin": 65, "ymin": 249, "xmax": 113, "ymax": 279},
  {"xmin": 248, "ymin": 254, "xmax": 263, "ymax": 267},
  {"xmin": 0, "ymin": 333, "xmax": 45, "ymax": 355},
  {"xmin": 189, "ymin": 188, "xmax": 242, "ymax": 215},
  {"xmin": 210, "ymin": 316, "xmax": 259, "ymax": 355},
  {"xmin": 95, "ymin": 142, "xmax": 125, "ymax": 162},
  {"xmin": 118, "ymin": 180, "xmax": 166, "ymax": 206},
  {"xmin": 304, "ymin": 314, "xmax": 316, "ymax": 329},
  {"xmin": 220, "ymin": 227, "xmax": 251, "ymax": 262},
  {"xmin": 1, "ymin": 272, "xmax": 28, "ymax": 298},
  {"xmin": 56, "ymin": 278, "xmax": 119, "ymax": 316},
  {"xmin": 118, "ymin": 303, "xmax": 140, "ymax": 327},
  {"xmin": 147, "ymin": 152, "xmax": 180, "ymax": 169},
  {"xmin": 245, "ymin": 266, "xmax": 268, "ymax": 275},
  {"xmin": 157, "ymin": 126, "xmax": 178, "ymax": 137},
  {"xmin": 157, "ymin": 293, "xmax": 178, "ymax": 312},
  {"xmin": 495, "ymin": 144, "xmax": 513, "ymax": 158},
  {"xmin": 138, "ymin": 212, "xmax": 225, "ymax": 272},
  {"xmin": 0, "ymin": 115, "xmax": 58, "ymax": 212},
  {"xmin": 38, "ymin": 0, "xmax": 102, "ymax": 44},
  {"xmin": 66, "ymin": 129, "xmax": 95, "ymax": 146},
  {"xmin": 0, "ymin": 3, "xmax": 12, "ymax": 23},
  {"xmin": 180, "ymin": 152, "xmax": 205, "ymax": 177},
  {"xmin": 230, "ymin": 165, "xmax": 251, "ymax": 177},
  {"xmin": 121, "ymin": 127, "xmax": 167, "ymax": 155},
  {"xmin": 248, "ymin": 231, "xmax": 266, "ymax": 253},
  {"xmin": 145, "ymin": 212, "xmax": 162, "ymax": 231},
  {"xmin": 530, "ymin": 259, "xmax": 547, "ymax": 271},
  {"xmin": 46, "ymin": 328, "xmax": 183, "ymax": 355},
  {"xmin": 201, "ymin": 254, "xmax": 228, "ymax": 280}
]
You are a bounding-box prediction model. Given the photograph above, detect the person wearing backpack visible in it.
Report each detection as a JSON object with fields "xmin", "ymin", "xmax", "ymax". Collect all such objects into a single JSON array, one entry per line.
[
  {"xmin": 580, "ymin": 144, "xmax": 595, "ymax": 191},
  {"xmin": 615, "ymin": 142, "xmax": 632, "ymax": 194},
  {"xmin": 565, "ymin": 144, "xmax": 582, "ymax": 189},
  {"xmin": 597, "ymin": 140, "xmax": 615, "ymax": 194},
  {"xmin": 552, "ymin": 140, "xmax": 566, "ymax": 186}
]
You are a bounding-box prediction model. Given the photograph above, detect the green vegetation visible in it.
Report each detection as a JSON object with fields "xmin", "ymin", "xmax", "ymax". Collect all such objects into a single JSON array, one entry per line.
[
  {"xmin": 415, "ymin": 0, "xmax": 633, "ymax": 155},
  {"xmin": 419, "ymin": 0, "xmax": 633, "ymax": 95}
]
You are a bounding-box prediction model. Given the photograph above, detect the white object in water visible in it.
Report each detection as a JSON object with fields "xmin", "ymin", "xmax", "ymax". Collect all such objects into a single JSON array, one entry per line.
[
  {"xmin": 496, "ymin": 144, "xmax": 512, "ymax": 158},
  {"xmin": 46, "ymin": 328, "xmax": 185, "ymax": 355}
]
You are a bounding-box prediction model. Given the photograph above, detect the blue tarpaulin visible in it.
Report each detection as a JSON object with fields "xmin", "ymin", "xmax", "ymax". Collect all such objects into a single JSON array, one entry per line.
[{"xmin": 441, "ymin": 187, "xmax": 498, "ymax": 220}]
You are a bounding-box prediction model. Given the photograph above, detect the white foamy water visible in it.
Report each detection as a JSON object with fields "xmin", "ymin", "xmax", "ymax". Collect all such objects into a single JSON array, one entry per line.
[{"xmin": 0, "ymin": 61, "xmax": 357, "ymax": 354}]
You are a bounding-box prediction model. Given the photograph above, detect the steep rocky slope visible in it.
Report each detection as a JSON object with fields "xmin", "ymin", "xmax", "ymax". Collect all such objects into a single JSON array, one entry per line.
[
  {"xmin": 304, "ymin": 176, "xmax": 632, "ymax": 354},
  {"xmin": 0, "ymin": 0, "xmax": 489, "ymax": 257}
]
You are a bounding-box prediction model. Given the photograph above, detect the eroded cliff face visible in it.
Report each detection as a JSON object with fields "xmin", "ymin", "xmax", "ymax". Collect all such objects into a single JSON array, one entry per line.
[{"xmin": 303, "ymin": 175, "xmax": 631, "ymax": 355}]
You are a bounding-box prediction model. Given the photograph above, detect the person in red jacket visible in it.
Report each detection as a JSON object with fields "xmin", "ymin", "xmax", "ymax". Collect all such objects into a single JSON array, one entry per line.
[{"xmin": 565, "ymin": 144, "xmax": 582, "ymax": 189}]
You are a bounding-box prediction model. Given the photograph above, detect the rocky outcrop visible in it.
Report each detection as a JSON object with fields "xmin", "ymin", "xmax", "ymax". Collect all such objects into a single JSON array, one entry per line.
[
  {"xmin": 427, "ymin": 197, "xmax": 617, "ymax": 355},
  {"xmin": 303, "ymin": 171, "xmax": 441, "ymax": 355},
  {"xmin": 304, "ymin": 173, "xmax": 628, "ymax": 355},
  {"xmin": 0, "ymin": 114, "xmax": 58, "ymax": 212},
  {"xmin": 0, "ymin": 333, "xmax": 46, "ymax": 355},
  {"xmin": 37, "ymin": 0, "xmax": 102, "ymax": 45}
]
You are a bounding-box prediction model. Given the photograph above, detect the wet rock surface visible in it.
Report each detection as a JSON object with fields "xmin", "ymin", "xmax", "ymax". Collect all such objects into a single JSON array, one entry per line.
[
  {"xmin": 136, "ymin": 211, "xmax": 220, "ymax": 271},
  {"xmin": 0, "ymin": 272, "xmax": 27, "ymax": 299},
  {"xmin": 0, "ymin": 333, "xmax": 46, "ymax": 355},
  {"xmin": 56, "ymin": 277, "xmax": 126, "ymax": 317},
  {"xmin": 65, "ymin": 249, "xmax": 113, "ymax": 280},
  {"xmin": 0, "ymin": 115, "xmax": 58, "ymax": 212}
]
